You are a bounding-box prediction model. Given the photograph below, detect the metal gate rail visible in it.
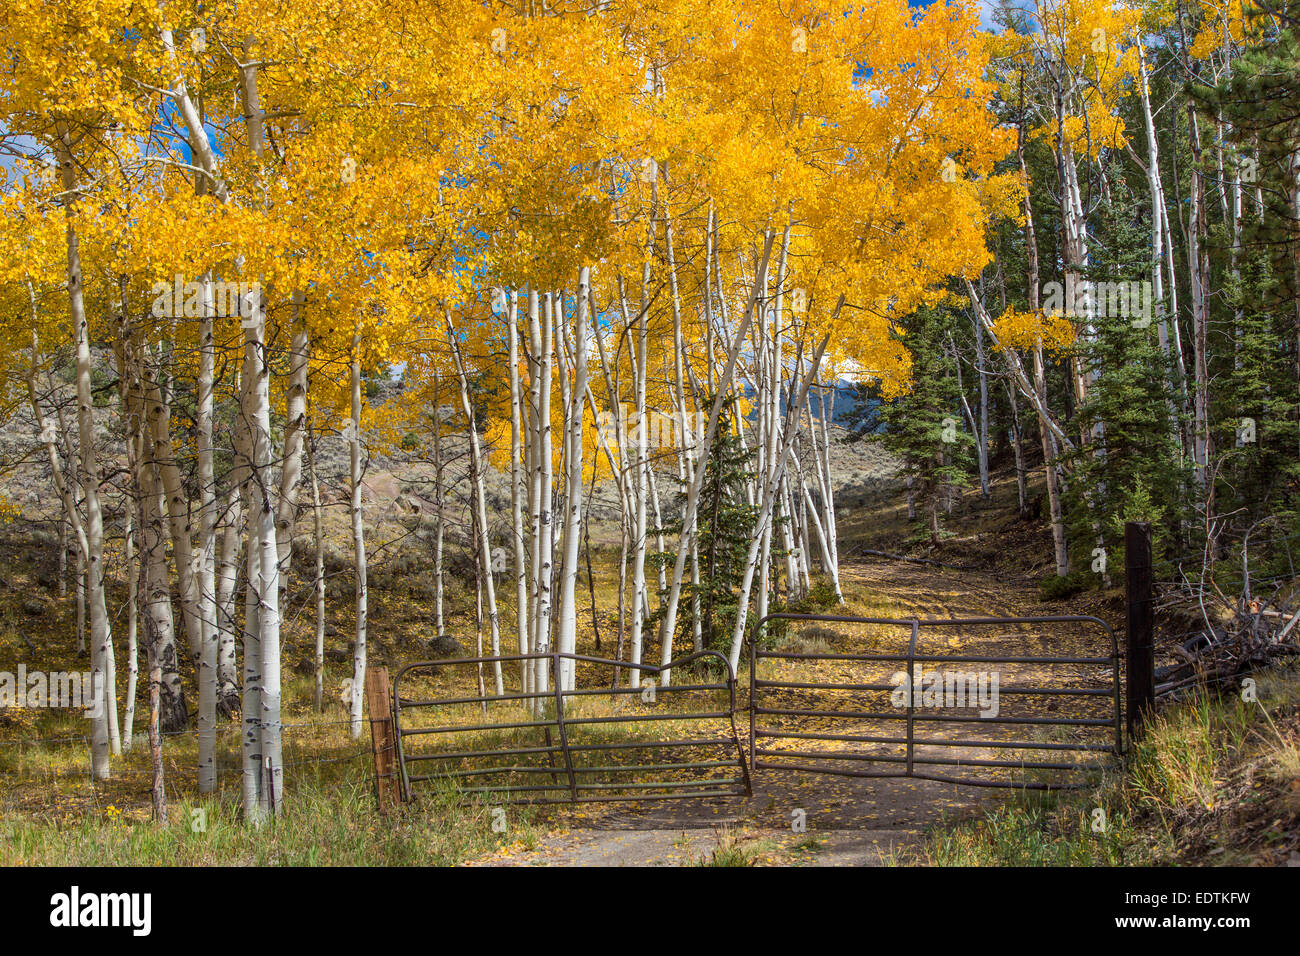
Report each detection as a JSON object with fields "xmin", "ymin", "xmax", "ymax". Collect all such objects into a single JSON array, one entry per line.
[
  {"xmin": 393, "ymin": 650, "xmax": 751, "ymax": 804},
  {"xmin": 749, "ymin": 613, "xmax": 1122, "ymax": 790}
]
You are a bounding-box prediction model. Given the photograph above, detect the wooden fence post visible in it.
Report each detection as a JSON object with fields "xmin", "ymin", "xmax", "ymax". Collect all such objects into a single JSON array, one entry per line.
[
  {"xmin": 1125, "ymin": 521, "xmax": 1155, "ymax": 746},
  {"xmin": 365, "ymin": 666, "xmax": 401, "ymax": 813}
]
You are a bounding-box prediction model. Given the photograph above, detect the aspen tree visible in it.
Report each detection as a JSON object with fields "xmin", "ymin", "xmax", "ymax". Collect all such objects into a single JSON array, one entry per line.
[
  {"xmin": 555, "ymin": 269, "xmax": 591, "ymax": 690},
  {"xmin": 348, "ymin": 334, "xmax": 368, "ymax": 739}
]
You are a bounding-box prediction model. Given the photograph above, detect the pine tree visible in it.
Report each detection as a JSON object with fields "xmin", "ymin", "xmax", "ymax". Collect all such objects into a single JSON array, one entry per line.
[
  {"xmin": 658, "ymin": 398, "xmax": 757, "ymax": 657},
  {"xmin": 1064, "ymin": 164, "xmax": 1187, "ymax": 568},
  {"xmin": 850, "ymin": 305, "xmax": 975, "ymax": 545}
]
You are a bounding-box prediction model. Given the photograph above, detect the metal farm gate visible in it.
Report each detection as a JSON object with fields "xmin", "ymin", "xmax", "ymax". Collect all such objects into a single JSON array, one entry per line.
[
  {"xmin": 392, "ymin": 650, "xmax": 751, "ymax": 804},
  {"xmin": 748, "ymin": 613, "xmax": 1123, "ymax": 790},
  {"xmin": 388, "ymin": 614, "xmax": 1122, "ymax": 806}
]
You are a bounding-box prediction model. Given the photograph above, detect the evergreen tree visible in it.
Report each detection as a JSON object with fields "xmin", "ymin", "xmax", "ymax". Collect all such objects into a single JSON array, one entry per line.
[
  {"xmin": 849, "ymin": 305, "xmax": 975, "ymax": 544},
  {"xmin": 1064, "ymin": 165, "xmax": 1188, "ymax": 568},
  {"xmin": 657, "ymin": 398, "xmax": 758, "ymax": 656}
]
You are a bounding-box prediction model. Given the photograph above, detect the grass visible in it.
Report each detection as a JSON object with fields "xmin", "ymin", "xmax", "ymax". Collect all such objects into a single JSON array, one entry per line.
[
  {"xmin": 899, "ymin": 663, "xmax": 1300, "ymax": 866},
  {"xmin": 791, "ymin": 833, "xmax": 826, "ymax": 854},
  {"xmin": 0, "ymin": 675, "xmax": 549, "ymax": 865},
  {"xmin": 0, "ymin": 769, "xmax": 542, "ymax": 866},
  {"xmin": 694, "ymin": 824, "xmax": 778, "ymax": 866}
]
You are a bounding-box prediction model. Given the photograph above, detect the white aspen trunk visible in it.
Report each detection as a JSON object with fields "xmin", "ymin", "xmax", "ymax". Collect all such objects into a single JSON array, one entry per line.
[
  {"xmin": 660, "ymin": 191, "xmax": 698, "ymax": 677},
  {"xmin": 553, "ymin": 293, "xmax": 574, "ymax": 672},
  {"xmin": 162, "ymin": 24, "xmax": 278, "ymax": 796},
  {"xmin": 1158, "ymin": 175, "xmax": 1189, "ymax": 460},
  {"xmin": 801, "ymin": 479, "xmax": 835, "ymax": 583},
  {"xmin": 432, "ymin": 402, "xmax": 446, "ymax": 640},
  {"xmin": 1188, "ymin": 107, "xmax": 1211, "ymax": 492},
  {"xmin": 446, "ymin": 315, "xmax": 504, "ymax": 695},
  {"xmin": 248, "ymin": 294, "xmax": 284, "ymax": 815},
  {"xmin": 534, "ymin": 293, "xmax": 556, "ymax": 696},
  {"xmin": 140, "ymin": 444, "xmax": 171, "ymax": 826},
  {"xmin": 556, "ymin": 299, "xmax": 573, "ymax": 518},
  {"xmin": 508, "ymin": 293, "xmax": 530, "ymax": 692},
  {"xmin": 728, "ymin": 334, "xmax": 832, "ymax": 673},
  {"xmin": 147, "ymin": 625, "xmax": 167, "ymax": 823},
  {"xmin": 215, "ymin": 491, "xmax": 243, "ymax": 715},
  {"xmin": 123, "ymin": 510, "xmax": 139, "ymax": 749},
  {"xmin": 1006, "ymin": 379, "xmax": 1030, "ymax": 517},
  {"xmin": 1038, "ymin": 347, "xmax": 1069, "ymax": 576},
  {"xmin": 677, "ymin": 322, "xmax": 706, "ymax": 652},
  {"xmin": 591, "ymin": 303, "xmax": 635, "ymax": 681},
  {"xmin": 1138, "ymin": 46, "xmax": 1169, "ymax": 359},
  {"xmin": 74, "ymin": 553, "xmax": 86, "ymax": 656},
  {"xmin": 526, "ymin": 291, "xmax": 547, "ymax": 704},
  {"xmin": 59, "ymin": 518, "xmax": 67, "ymax": 599},
  {"xmin": 233, "ymin": 352, "xmax": 262, "ymax": 816},
  {"xmin": 1056, "ymin": 133, "xmax": 1096, "ymax": 441},
  {"xmin": 778, "ymin": 480, "xmax": 801, "ymax": 600},
  {"xmin": 670, "ymin": 195, "xmax": 702, "ymax": 658},
  {"xmin": 112, "ymin": 323, "xmax": 143, "ymax": 748},
  {"xmin": 238, "ymin": 50, "xmax": 285, "ymax": 774},
  {"xmin": 1226, "ymin": 117, "xmax": 1244, "ymax": 377},
  {"xmin": 276, "ymin": 318, "xmax": 310, "ymax": 582},
  {"xmin": 654, "ymin": 237, "xmax": 777, "ymax": 681},
  {"xmin": 772, "ymin": 232, "xmax": 801, "ymax": 600},
  {"xmin": 786, "ymin": 461, "xmax": 812, "ymax": 592},
  {"xmin": 753, "ymin": 319, "xmax": 767, "ymax": 513},
  {"xmin": 138, "ymin": 438, "xmax": 186, "ymax": 735},
  {"xmin": 196, "ymin": 278, "xmax": 218, "ymax": 793},
  {"xmin": 647, "ymin": 460, "xmax": 668, "ymax": 601},
  {"xmin": 308, "ymin": 422, "xmax": 326, "ymax": 713},
  {"xmin": 796, "ymin": 476, "xmax": 813, "ymax": 589},
  {"xmin": 630, "ymin": 269, "xmax": 650, "ymax": 687},
  {"xmin": 348, "ymin": 335, "xmax": 368, "ymax": 740},
  {"xmin": 974, "ymin": 313, "xmax": 990, "ymax": 498},
  {"xmin": 556, "ymin": 270, "xmax": 589, "ymax": 690},
  {"xmin": 804, "ymin": 390, "xmax": 842, "ymax": 601},
  {"xmin": 158, "ymin": 25, "xmax": 230, "ymax": 202},
  {"xmin": 473, "ymin": 520, "xmax": 487, "ymax": 706},
  {"xmin": 132, "ymin": 343, "xmax": 196, "ymax": 749},
  {"xmin": 56, "ymin": 136, "xmax": 116, "ymax": 773},
  {"xmin": 240, "ymin": 502, "xmax": 263, "ymax": 816},
  {"xmin": 141, "ymin": 366, "xmax": 203, "ymax": 659},
  {"xmin": 27, "ymin": 329, "xmax": 93, "ymax": 634},
  {"xmin": 704, "ymin": 206, "xmax": 718, "ymax": 395},
  {"xmin": 1138, "ymin": 43, "xmax": 1191, "ymax": 437},
  {"xmin": 796, "ymin": 479, "xmax": 813, "ymax": 590},
  {"xmin": 819, "ymin": 388, "xmax": 841, "ymax": 587},
  {"xmin": 716, "ymin": 255, "xmax": 759, "ymax": 509},
  {"xmin": 757, "ymin": 229, "xmax": 791, "ymax": 625},
  {"xmin": 1015, "ymin": 122, "xmax": 1070, "ymax": 573}
]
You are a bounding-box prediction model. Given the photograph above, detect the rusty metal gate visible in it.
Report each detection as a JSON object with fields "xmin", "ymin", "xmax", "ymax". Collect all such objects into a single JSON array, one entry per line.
[
  {"xmin": 749, "ymin": 613, "xmax": 1122, "ymax": 790},
  {"xmin": 393, "ymin": 650, "xmax": 750, "ymax": 804}
]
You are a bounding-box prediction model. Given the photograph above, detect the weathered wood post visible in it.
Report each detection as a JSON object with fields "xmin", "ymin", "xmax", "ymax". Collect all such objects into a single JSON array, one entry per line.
[
  {"xmin": 365, "ymin": 666, "xmax": 400, "ymax": 813},
  {"xmin": 1125, "ymin": 521, "xmax": 1155, "ymax": 745}
]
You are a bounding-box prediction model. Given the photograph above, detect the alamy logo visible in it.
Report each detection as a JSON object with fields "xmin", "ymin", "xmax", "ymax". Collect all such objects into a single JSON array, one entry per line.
[
  {"xmin": 1041, "ymin": 276, "xmax": 1153, "ymax": 328},
  {"xmin": 151, "ymin": 275, "xmax": 262, "ymax": 321},
  {"xmin": 49, "ymin": 886, "xmax": 151, "ymax": 936},
  {"xmin": 890, "ymin": 664, "xmax": 1000, "ymax": 718},
  {"xmin": 0, "ymin": 666, "xmax": 104, "ymax": 718}
]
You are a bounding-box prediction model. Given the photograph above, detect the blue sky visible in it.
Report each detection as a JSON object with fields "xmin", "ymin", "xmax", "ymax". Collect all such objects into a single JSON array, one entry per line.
[{"xmin": 908, "ymin": 0, "xmax": 1032, "ymax": 30}]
